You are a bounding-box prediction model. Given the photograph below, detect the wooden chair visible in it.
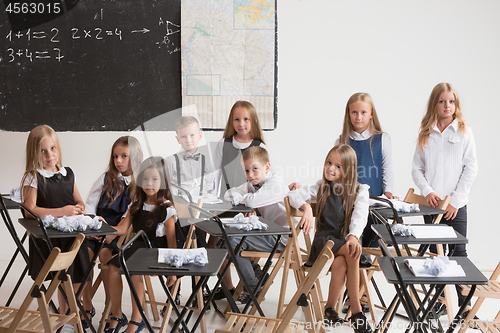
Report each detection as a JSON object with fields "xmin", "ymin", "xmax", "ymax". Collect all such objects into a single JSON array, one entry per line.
[
  {"xmin": 403, "ymin": 188, "xmax": 454, "ymax": 322},
  {"xmin": 0, "ymin": 233, "xmax": 86, "ymax": 333},
  {"xmin": 215, "ymin": 240, "xmax": 335, "ymax": 333},
  {"xmin": 458, "ymin": 262, "xmax": 500, "ymax": 333}
]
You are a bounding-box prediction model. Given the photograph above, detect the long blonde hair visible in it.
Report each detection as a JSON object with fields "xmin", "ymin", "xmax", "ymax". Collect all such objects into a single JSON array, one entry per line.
[
  {"xmin": 417, "ymin": 83, "xmax": 466, "ymax": 149},
  {"xmin": 315, "ymin": 144, "xmax": 359, "ymax": 236},
  {"xmin": 223, "ymin": 100, "xmax": 265, "ymax": 144},
  {"xmin": 340, "ymin": 92, "xmax": 383, "ymax": 144},
  {"xmin": 21, "ymin": 125, "xmax": 63, "ymax": 200},
  {"xmin": 101, "ymin": 136, "xmax": 143, "ymax": 207}
]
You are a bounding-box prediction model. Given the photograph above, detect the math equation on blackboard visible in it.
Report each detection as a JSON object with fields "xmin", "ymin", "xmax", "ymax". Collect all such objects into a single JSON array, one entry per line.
[{"xmin": 1, "ymin": 12, "xmax": 180, "ymax": 64}]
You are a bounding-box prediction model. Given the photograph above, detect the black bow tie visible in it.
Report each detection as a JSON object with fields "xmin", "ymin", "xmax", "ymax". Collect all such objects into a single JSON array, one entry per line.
[
  {"xmin": 253, "ymin": 183, "xmax": 262, "ymax": 190},
  {"xmin": 183, "ymin": 153, "xmax": 200, "ymax": 161}
]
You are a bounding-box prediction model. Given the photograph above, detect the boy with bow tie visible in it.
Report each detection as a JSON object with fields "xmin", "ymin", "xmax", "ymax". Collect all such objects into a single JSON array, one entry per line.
[{"xmin": 166, "ymin": 116, "xmax": 215, "ymax": 200}]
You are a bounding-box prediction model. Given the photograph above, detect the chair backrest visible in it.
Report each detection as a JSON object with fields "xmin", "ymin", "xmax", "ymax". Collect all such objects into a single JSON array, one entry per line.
[
  {"xmin": 273, "ymin": 240, "xmax": 335, "ymax": 332},
  {"xmin": 283, "ymin": 197, "xmax": 314, "ymax": 259},
  {"xmin": 8, "ymin": 233, "xmax": 85, "ymax": 333},
  {"xmin": 404, "ymin": 188, "xmax": 451, "ymax": 224}
]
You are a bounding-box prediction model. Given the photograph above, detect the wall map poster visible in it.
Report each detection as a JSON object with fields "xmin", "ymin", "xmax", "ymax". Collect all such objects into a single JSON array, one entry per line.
[{"xmin": 181, "ymin": 0, "xmax": 277, "ymax": 130}]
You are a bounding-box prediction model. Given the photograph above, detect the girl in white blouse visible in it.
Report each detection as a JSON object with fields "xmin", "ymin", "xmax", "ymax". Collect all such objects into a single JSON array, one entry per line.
[
  {"xmin": 288, "ymin": 144, "xmax": 371, "ymax": 333},
  {"xmin": 412, "ymin": 82, "xmax": 478, "ymax": 312}
]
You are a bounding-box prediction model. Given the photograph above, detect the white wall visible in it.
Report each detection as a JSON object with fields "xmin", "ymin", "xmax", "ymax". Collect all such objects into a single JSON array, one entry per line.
[{"xmin": 1, "ymin": 0, "xmax": 498, "ymax": 269}]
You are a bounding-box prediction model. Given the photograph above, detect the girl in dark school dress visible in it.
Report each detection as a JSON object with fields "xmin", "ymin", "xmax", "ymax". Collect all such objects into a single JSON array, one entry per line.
[
  {"xmin": 105, "ymin": 157, "xmax": 177, "ymax": 333},
  {"xmin": 21, "ymin": 124, "xmax": 89, "ymax": 333},
  {"xmin": 83, "ymin": 136, "xmax": 143, "ymax": 329},
  {"xmin": 287, "ymin": 144, "xmax": 372, "ymax": 333}
]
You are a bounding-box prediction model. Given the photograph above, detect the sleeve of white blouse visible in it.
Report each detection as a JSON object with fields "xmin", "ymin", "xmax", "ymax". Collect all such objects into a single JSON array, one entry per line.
[
  {"xmin": 287, "ymin": 180, "xmax": 321, "ymax": 210},
  {"xmin": 85, "ymin": 174, "xmax": 105, "ymax": 216},
  {"xmin": 224, "ymin": 182, "xmax": 248, "ymax": 204},
  {"xmin": 411, "ymin": 144, "xmax": 434, "ymax": 197},
  {"xmin": 156, "ymin": 205, "xmax": 178, "ymax": 237},
  {"xmin": 381, "ymin": 133, "xmax": 395, "ymax": 194},
  {"xmin": 450, "ymin": 128, "xmax": 478, "ymax": 208},
  {"xmin": 346, "ymin": 184, "xmax": 370, "ymax": 240},
  {"xmin": 239, "ymin": 177, "xmax": 289, "ymax": 208}
]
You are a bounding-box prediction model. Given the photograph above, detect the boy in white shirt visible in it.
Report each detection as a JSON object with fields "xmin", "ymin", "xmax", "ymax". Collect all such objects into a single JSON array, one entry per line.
[
  {"xmin": 165, "ymin": 116, "xmax": 215, "ymax": 200},
  {"xmin": 219, "ymin": 146, "xmax": 289, "ymax": 304}
]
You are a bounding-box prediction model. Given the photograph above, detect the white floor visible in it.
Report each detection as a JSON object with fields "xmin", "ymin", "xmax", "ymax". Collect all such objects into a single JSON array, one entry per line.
[{"xmin": 0, "ymin": 256, "xmax": 498, "ymax": 333}]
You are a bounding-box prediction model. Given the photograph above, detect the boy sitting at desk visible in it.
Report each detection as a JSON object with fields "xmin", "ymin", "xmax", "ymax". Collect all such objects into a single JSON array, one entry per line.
[
  {"xmin": 219, "ymin": 146, "xmax": 290, "ymax": 305},
  {"xmin": 165, "ymin": 116, "xmax": 215, "ymax": 201}
]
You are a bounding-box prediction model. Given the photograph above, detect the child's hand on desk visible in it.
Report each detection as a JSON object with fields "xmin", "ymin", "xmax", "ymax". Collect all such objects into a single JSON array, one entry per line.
[
  {"xmin": 166, "ymin": 275, "xmax": 177, "ymax": 287},
  {"xmin": 425, "ymin": 192, "xmax": 442, "ymax": 208},
  {"xmin": 384, "ymin": 191, "xmax": 399, "ymax": 200},
  {"xmin": 346, "ymin": 235, "xmax": 361, "ymax": 260},
  {"xmin": 62, "ymin": 205, "xmax": 83, "ymax": 216},
  {"xmin": 444, "ymin": 204, "xmax": 458, "ymax": 220}
]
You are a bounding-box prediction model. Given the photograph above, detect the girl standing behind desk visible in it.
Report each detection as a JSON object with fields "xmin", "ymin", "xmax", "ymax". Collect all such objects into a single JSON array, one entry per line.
[{"xmin": 412, "ymin": 82, "xmax": 478, "ymax": 313}]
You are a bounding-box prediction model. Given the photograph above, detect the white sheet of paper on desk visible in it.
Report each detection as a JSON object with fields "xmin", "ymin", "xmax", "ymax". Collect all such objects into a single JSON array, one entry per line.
[
  {"xmin": 404, "ymin": 259, "xmax": 465, "ymax": 277},
  {"xmin": 410, "ymin": 225, "xmax": 456, "ymax": 238}
]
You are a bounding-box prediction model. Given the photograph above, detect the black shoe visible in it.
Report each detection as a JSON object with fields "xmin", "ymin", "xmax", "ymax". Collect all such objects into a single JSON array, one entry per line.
[
  {"xmin": 428, "ymin": 303, "xmax": 447, "ymax": 319},
  {"xmin": 349, "ymin": 312, "xmax": 372, "ymax": 333},
  {"xmin": 324, "ymin": 307, "xmax": 345, "ymax": 326},
  {"xmin": 104, "ymin": 313, "xmax": 128, "ymax": 333},
  {"xmin": 213, "ymin": 287, "xmax": 236, "ymax": 300},
  {"xmin": 81, "ymin": 306, "xmax": 95, "ymax": 329}
]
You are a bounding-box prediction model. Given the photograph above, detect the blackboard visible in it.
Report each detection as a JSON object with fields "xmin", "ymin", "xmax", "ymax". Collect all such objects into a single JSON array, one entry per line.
[{"xmin": 0, "ymin": 0, "xmax": 181, "ymax": 131}]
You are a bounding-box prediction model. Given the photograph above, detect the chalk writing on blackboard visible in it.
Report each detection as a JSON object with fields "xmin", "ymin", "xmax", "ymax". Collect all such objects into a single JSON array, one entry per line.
[{"xmin": 0, "ymin": 0, "xmax": 182, "ymax": 132}]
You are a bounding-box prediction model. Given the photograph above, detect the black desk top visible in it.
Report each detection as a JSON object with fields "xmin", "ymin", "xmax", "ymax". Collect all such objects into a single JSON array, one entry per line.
[
  {"xmin": 1, "ymin": 195, "xmax": 20, "ymax": 210},
  {"xmin": 379, "ymin": 256, "xmax": 488, "ymax": 285},
  {"xmin": 372, "ymin": 224, "xmax": 468, "ymax": 245},
  {"xmin": 371, "ymin": 205, "xmax": 445, "ymax": 219},
  {"xmin": 119, "ymin": 248, "xmax": 227, "ymax": 276},
  {"xmin": 19, "ymin": 218, "xmax": 117, "ymax": 239},
  {"xmin": 189, "ymin": 217, "xmax": 292, "ymax": 238},
  {"xmin": 200, "ymin": 201, "xmax": 254, "ymax": 214}
]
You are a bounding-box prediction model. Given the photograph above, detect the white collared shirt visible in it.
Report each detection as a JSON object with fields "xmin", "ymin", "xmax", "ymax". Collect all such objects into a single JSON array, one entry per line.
[
  {"xmin": 85, "ymin": 172, "xmax": 132, "ymax": 216},
  {"xmin": 165, "ymin": 148, "xmax": 215, "ymax": 199},
  {"xmin": 336, "ymin": 130, "xmax": 394, "ymax": 194},
  {"xmin": 412, "ymin": 119, "xmax": 478, "ymax": 209},
  {"xmin": 224, "ymin": 170, "xmax": 290, "ymax": 244},
  {"xmin": 24, "ymin": 167, "xmax": 69, "ymax": 189},
  {"xmin": 287, "ymin": 180, "xmax": 370, "ymax": 240}
]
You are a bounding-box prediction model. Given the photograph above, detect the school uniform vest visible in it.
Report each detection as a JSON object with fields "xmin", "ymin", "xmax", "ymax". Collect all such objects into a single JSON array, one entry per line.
[
  {"xmin": 36, "ymin": 167, "xmax": 75, "ymax": 208},
  {"xmin": 30, "ymin": 167, "xmax": 89, "ymax": 282},
  {"xmin": 221, "ymin": 137, "xmax": 261, "ymax": 195},
  {"xmin": 306, "ymin": 188, "xmax": 347, "ymax": 266},
  {"xmin": 96, "ymin": 178, "xmax": 130, "ymax": 226},
  {"xmin": 132, "ymin": 205, "xmax": 169, "ymax": 248},
  {"xmin": 349, "ymin": 134, "xmax": 383, "ymax": 196}
]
